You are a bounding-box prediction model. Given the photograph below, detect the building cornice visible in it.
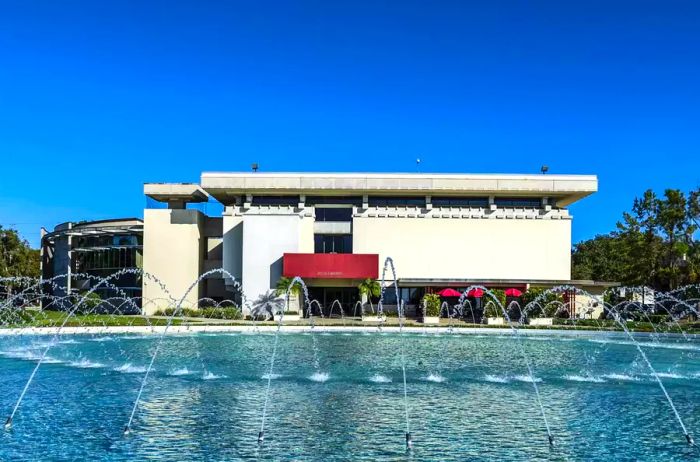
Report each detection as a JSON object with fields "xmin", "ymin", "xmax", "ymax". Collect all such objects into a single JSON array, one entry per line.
[{"xmin": 200, "ymin": 172, "xmax": 597, "ymax": 207}]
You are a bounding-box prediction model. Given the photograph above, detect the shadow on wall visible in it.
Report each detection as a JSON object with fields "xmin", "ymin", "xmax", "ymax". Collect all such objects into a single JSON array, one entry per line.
[
  {"xmin": 170, "ymin": 209, "xmax": 200, "ymax": 225},
  {"xmin": 222, "ymin": 221, "xmax": 243, "ymax": 281},
  {"xmin": 269, "ymin": 257, "xmax": 283, "ymax": 291}
]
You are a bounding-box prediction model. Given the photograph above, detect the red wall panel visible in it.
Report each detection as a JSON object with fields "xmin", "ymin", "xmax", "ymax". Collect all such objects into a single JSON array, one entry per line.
[{"xmin": 283, "ymin": 253, "xmax": 379, "ymax": 279}]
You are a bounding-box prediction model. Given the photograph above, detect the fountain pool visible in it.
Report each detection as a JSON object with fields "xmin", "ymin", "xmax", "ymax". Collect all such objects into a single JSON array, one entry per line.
[{"xmin": 1, "ymin": 331, "xmax": 699, "ymax": 460}]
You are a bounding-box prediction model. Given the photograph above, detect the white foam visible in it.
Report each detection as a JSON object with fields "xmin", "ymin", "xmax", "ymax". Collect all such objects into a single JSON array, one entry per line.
[
  {"xmin": 483, "ymin": 374, "xmax": 510, "ymax": 384},
  {"xmin": 563, "ymin": 374, "xmax": 606, "ymax": 383},
  {"xmin": 589, "ymin": 338, "xmax": 700, "ymax": 352},
  {"xmin": 602, "ymin": 373, "xmax": 641, "ymax": 382},
  {"xmin": 309, "ymin": 371, "xmax": 330, "ymax": 382},
  {"xmin": 114, "ymin": 363, "xmax": 147, "ymax": 374},
  {"xmin": 168, "ymin": 367, "xmax": 192, "ymax": 376},
  {"xmin": 0, "ymin": 350, "xmax": 40, "ymax": 361},
  {"xmin": 202, "ymin": 371, "xmax": 226, "ymax": 380},
  {"xmin": 422, "ymin": 373, "xmax": 446, "ymax": 383},
  {"xmin": 27, "ymin": 338, "xmax": 80, "ymax": 349},
  {"xmin": 527, "ymin": 336, "xmax": 576, "ymax": 342},
  {"xmin": 653, "ymin": 372, "xmax": 688, "ymax": 380},
  {"xmin": 261, "ymin": 373, "xmax": 281, "ymax": 380},
  {"xmin": 512, "ymin": 375, "xmax": 542, "ymax": 383},
  {"xmin": 89, "ymin": 336, "xmax": 114, "ymax": 342},
  {"xmin": 69, "ymin": 358, "xmax": 104, "ymax": 369},
  {"xmin": 369, "ymin": 374, "xmax": 392, "ymax": 383}
]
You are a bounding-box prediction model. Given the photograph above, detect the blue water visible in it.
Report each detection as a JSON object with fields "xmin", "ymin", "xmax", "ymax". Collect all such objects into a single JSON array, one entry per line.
[{"xmin": 1, "ymin": 331, "xmax": 699, "ymax": 461}]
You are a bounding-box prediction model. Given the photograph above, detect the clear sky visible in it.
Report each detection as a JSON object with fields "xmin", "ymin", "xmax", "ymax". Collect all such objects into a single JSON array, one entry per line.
[{"xmin": 1, "ymin": 1, "xmax": 699, "ymax": 247}]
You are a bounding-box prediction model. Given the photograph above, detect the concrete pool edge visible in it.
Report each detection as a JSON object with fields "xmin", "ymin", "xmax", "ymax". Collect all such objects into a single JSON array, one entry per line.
[{"xmin": 0, "ymin": 324, "xmax": 696, "ymax": 339}]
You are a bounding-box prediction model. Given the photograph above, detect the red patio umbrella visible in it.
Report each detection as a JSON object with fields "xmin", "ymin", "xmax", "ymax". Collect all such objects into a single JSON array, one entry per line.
[
  {"xmin": 504, "ymin": 288, "xmax": 523, "ymax": 297},
  {"xmin": 437, "ymin": 288, "xmax": 462, "ymax": 297},
  {"xmin": 466, "ymin": 288, "xmax": 484, "ymax": 298}
]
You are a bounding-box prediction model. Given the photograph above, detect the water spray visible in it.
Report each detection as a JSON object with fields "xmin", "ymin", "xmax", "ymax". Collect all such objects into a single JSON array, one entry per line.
[{"xmin": 377, "ymin": 257, "xmax": 412, "ymax": 451}]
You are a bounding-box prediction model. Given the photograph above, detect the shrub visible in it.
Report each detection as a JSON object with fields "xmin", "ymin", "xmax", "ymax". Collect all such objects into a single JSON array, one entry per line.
[
  {"xmin": 483, "ymin": 302, "xmax": 502, "ymax": 318},
  {"xmin": 74, "ymin": 291, "xmax": 102, "ymax": 314},
  {"xmin": 153, "ymin": 306, "xmax": 243, "ymax": 320},
  {"xmin": 422, "ymin": 294, "xmax": 441, "ymax": 317},
  {"xmin": 487, "ymin": 288, "xmax": 506, "ymax": 308},
  {"xmin": 522, "ymin": 287, "xmax": 564, "ymax": 317}
]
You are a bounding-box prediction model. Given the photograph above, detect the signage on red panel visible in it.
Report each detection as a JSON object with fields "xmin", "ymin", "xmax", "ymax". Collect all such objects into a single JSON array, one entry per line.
[{"xmin": 283, "ymin": 253, "xmax": 379, "ymax": 279}]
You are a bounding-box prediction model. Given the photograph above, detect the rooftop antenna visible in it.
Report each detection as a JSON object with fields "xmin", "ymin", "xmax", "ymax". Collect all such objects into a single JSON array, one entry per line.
[
  {"xmin": 540, "ymin": 165, "xmax": 549, "ymax": 175},
  {"xmin": 251, "ymin": 163, "xmax": 259, "ymax": 172},
  {"xmin": 416, "ymin": 158, "xmax": 421, "ymax": 173}
]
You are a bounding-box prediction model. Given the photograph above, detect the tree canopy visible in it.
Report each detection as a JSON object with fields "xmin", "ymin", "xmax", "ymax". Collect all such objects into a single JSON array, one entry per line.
[
  {"xmin": 0, "ymin": 226, "xmax": 40, "ymax": 279},
  {"xmin": 572, "ymin": 188, "xmax": 700, "ymax": 290}
]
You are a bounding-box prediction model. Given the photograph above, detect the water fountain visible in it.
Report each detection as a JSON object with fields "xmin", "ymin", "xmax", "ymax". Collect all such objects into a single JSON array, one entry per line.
[
  {"xmin": 1, "ymin": 267, "xmax": 700, "ymax": 459},
  {"xmin": 376, "ymin": 257, "xmax": 413, "ymax": 450}
]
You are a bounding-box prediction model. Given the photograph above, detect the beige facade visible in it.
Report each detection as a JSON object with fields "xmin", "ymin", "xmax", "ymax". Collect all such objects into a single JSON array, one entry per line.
[
  {"xmin": 142, "ymin": 209, "xmax": 205, "ymax": 313},
  {"xmin": 353, "ymin": 215, "xmax": 571, "ymax": 281}
]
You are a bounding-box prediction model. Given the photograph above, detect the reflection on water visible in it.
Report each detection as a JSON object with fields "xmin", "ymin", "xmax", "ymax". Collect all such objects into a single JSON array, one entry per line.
[{"xmin": 0, "ymin": 332, "xmax": 699, "ymax": 461}]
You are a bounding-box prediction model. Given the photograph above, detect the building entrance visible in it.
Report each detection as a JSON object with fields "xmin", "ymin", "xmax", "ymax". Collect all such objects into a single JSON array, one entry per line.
[{"xmin": 307, "ymin": 287, "xmax": 360, "ymax": 317}]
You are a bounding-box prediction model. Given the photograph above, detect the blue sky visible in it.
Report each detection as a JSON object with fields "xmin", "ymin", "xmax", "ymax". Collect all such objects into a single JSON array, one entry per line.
[{"xmin": 1, "ymin": 0, "xmax": 699, "ymax": 247}]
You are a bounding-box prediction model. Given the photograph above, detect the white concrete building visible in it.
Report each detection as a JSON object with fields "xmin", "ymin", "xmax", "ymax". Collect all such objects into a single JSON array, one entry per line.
[{"xmin": 142, "ymin": 172, "xmax": 610, "ymax": 316}]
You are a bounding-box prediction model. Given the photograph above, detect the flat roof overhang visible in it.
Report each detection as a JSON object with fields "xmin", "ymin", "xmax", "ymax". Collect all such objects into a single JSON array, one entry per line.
[
  {"xmin": 398, "ymin": 278, "xmax": 619, "ymax": 289},
  {"xmin": 42, "ymin": 223, "xmax": 144, "ymax": 244},
  {"xmin": 200, "ymin": 172, "xmax": 597, "ymax": 207},
  {"xmin": 144, "ymin": 183, "xmax": 209, "ymax": 203}
]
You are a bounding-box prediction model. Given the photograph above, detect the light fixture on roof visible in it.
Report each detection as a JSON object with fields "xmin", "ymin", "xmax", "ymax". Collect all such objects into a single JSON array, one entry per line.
[
  {"xmin": 251, "ymin": 163, "xmax": 259, "ymax": 172},
  {"xmin": 540, "ymin": 165, "xmax": 549, "ymax": 175}
]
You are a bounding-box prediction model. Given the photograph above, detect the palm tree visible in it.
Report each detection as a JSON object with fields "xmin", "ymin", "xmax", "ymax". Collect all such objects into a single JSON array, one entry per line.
[
  {"xmin": 275, "ymin": 276, "xmax": 303, "ymax": 297},
  {"xmin": 275, "ymin": 276, "xmax": 304, "ymax": 313},
  {"xmin": 357, "ymin": 278, "xmax": 381, "ymax": 315},
  {"xmin": 251, "ymin": 291, "xmax": 283, "ymax": 320}
]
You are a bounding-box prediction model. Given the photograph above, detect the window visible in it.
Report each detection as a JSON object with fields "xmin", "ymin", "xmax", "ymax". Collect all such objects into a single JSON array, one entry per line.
[
  {"xmin": 251, "ymin": 195, "xmax": 299, "ymax": 206},
  {"xmin": 306, "ymin": 196, "xmax": 363, "ymax": 206},
  {"xmin": 400, "ymin": 287, "xmax": 424, "ymax": 305},
  {"xmin": 381, "ymin": 287, "xmax": 424, "ymax": 305},
  {"xmin": 431, "ymin": 196, "xmax": 489, "ymax": 207},
  {"xmin": 368, "ymin": 196, "xmax": 425, "ymax": 207},
  {"xmin": 381, "ymin": 288, "xmax": 399, "ymax": 304},
  {"xmin": 314, "ymin": 234, "xmax": 352, "ymax": 253},
  {"xmin": 113, "ymin": 235, "xmax": 139, "ymax": 246},
  {"xmin": 494, "ymin": 197, "xmax": 542, "ymax": 208},
  {"xmin": 315, "ymin": 207, "xmax": 353, "ymax": 222},
  {"xmin": 75, "ymin": 248, "xmax": 140, "ymax": 272}
]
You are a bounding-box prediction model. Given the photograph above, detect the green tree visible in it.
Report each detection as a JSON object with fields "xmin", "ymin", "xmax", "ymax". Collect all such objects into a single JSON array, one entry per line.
[
  {"xmin": 0, "ymin": 226, "xmax": 40, "ymax": 278},
  {"xmin": 275, "ymin": 276, "xmax": 304, "ymax": 314},
  {"xmin": 572, "ymin": 234, "xmax": 636, "ymax": 284},
  {"xmin": 572, "ymin": 187, "xmax": 700, "ymax": 290},
  {"xmin": 275, "ymin": 276, "xmax": 303, "ymax": 297},
  {"xmin": 357, "ymin": 278, "xmax": 381, "ymax": 313}
]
